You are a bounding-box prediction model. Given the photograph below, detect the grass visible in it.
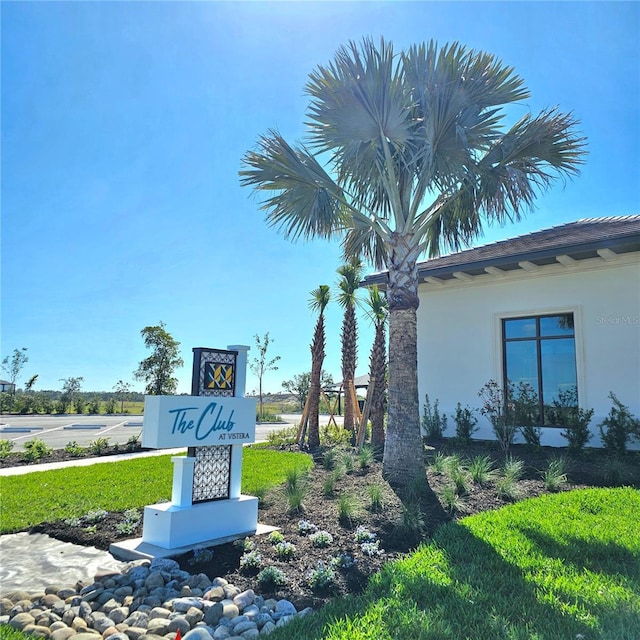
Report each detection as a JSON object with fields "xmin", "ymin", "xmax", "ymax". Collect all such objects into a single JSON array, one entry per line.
[
  {"xmin": 267, "ymin": 488, "xmax": 640, "ymax": 640},
  {"xmin": 0, "ymin": 447, "xmax": 311, "ymax": 533}
]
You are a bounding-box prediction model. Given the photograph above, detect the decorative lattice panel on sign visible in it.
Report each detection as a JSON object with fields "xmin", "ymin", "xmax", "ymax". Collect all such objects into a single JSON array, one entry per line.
[
  {"xmin": 196, "ymin": 350, "xmax": 236, "ymax": 397},
  {"xmin": 192, "ymin": 445, "xmax": 232, "ymax": 502}
]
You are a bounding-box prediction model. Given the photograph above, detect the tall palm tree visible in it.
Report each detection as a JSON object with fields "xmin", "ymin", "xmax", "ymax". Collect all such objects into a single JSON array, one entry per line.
[
  {"xmin": 308, "ymin": 285, "xmax": 330, "ymax": 450},
  {"xmin": 336, "ymin": 259, "xmax": 363, "ymax": 435},
  {"xmin": 366, "ymin": 285, "xmax": 388, "ymax": 452},
  {"xmin": 240, "ymin": 38, "xmax": 586, "ymax": 494}
]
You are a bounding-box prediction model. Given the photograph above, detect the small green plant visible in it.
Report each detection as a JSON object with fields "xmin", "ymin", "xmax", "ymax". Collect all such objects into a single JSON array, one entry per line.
[
  {"xmin": 468, "ymin": 455, "xmax": 497, "ymax": 485},
  {"xmin": 188, "ymin": 547, "xmax": 214, "ymax": 566},
  {"xmin": 367, "ymin": 484, "xmax": 384, "ymax": 513},
  {"xmin": 85, "ymin": 509, "xmax": 108, "ymax": 523},
  {"xmin": 297, "ymin": 519, "xmax": 318, "ymax": 535},
  {"xmin": 274, "ymin": 541, "xmax": 296, "ymax": 560},
  {"xmin": 267, "ymin": 425, "xmax": 298, "ymax": 447},
  {"xmin": 307, "ymin": 562, "xmax": 337, "ymax": 592},
  {"xmin": 283, "ymin": 467, "xmax": 308, "ymax": 513},
  {"xmin": 125, "ymin": 433, "xmax": 141, "ymax": 452},
  {"xmin": 321, "ymin": 423, "xmax": 352, "ymax": 447},
  {"xmin": 602, "ymin": 456, "xmax": 625, "ymax": 487},
  {"xmin": 267, "ymin": 530, "xmax": 284, "ymax": 545},
  {"xmin": 441, "ymin": 484, "xmax": 465, "ymax": 513},
  {"xmin": 114, "ymin": 508, "xmax": 141, "ymax": 535},
  {"xmin": 258, "ymin": 566, "xmax": 287, "ymax": 588},
  {"xmin": 337, "ymin": 493, "xmax": 361, "ymax": 526},
  {"xmin": 0, "ymin": 440, "xmax": 15, "ymax": 460},
  {"xmin": 88, "ymin": 437, "xmax": 110, "ymax": 455},
  {"xmin": 360, "ymin": 540, "xmax": 382, "ymax": 557},
  {"xmin": 478, "ymin": 379, "xmax": 517, "ymax": 455},
  {"xmin": 309, "ymin": 530, "xmax": 334, "ymax": 548},
  {"xmin": 422, "ymin": 394, "xmax": 448, "ymax": 440},
  {"xmin": 452, "ymin": 403, "xmax": 478, "ymax": 443},
  {"xmin": 357, "ymin": 445, "xmax": 374, "ymax": 469},
  {"xmin": 502, "ymin": 456, "xmax": 525, "ymax": 482},
  {"xmin": 252, "ymin": 484, "xmax": 269, "ymax": 506},
  {"xmin": 22, "ymin": 438, "xmax": 52, "ymax": 462},
  {"xmin": 429, "ymin": 451, "xmax": 448, "ymax": 475},
  {"xmin": 83, "ymin": 524, "xmax": 98, "ymax": 534},
  {"xmin": 448, "ymin": 465, "xmax": 471, "ymax": 495},
  {"xmin": 63, "ymin": 516, "xmax": 83, "ymax": 527},
  {"xmin": 331, "ymin": 553, "xmax": 357, "ymax": 570},
  {"xmin": 322, "ymin": 447, "xmax": 339, "ymax": 470},
  {"xmin": 542, "ymin": 458, "xmax": 568, "ymax": 492},
  {"xmin": 323, "ymin": 471, "xmax": 339, "ymax": 497},
  {"xmin": 396, "ymin": 502, "xmax": 426, "ymax": 540},
  {"xmin": 234, "ymin": 537, "xmax": 255, "ymax": 552},
  {"xmin": 64, "ymin": 441, "xmax": 84, "ymax": 456},
  {"xmin": 239, "ymin": 550, "xmax": 262, "ymax": 572},
  {"xmin": 354, "ymin": 525, "xmax": 376, "ymax": 544},
  {"xmin": 599, "ymin": 392, "xmax": 640, "ymax": 454},
  {"xmin": 513, "ymin": 381, "xmax": 541, "ymax": 447},
  {"xmin": 547, "ymin": 387, "xmax": 594, "ymax": 455},
  {"xmin": 496, "ymin": 476, "xmax": 522, "ymax": 501},
  {"xmin": 340, "ymin": 450, "xmax": 355, "ymax": 474}
]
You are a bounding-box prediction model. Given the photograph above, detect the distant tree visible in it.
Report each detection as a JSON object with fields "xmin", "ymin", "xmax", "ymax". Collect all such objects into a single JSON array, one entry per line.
[
  {"xmin": 307, "ymin": 285, "xmax": 331, "ymax": 449},
  {"xmin": 134, "ymin": 322, "xmax": 184, "ymax": 395},
  {"xmin": 1, "ymin": 347, "xmax": 28, "ymax": 411},
  {"xmin": 283, "ymin": 370, "xmax": 334, "ymax": 411},
  {"xmin": 337, "ymin": 259, "xmax": 363, "ymax": 435},
  {"xmin": 60, "ymin": 377, "xmax": 84, "ymax": 413},
  {"xmin": 250, "ymin": 333, "xmax": 281, "ymax": 419},
  {"xmin": 24, "ymin": 374, "xmax": 39, "ymax": 392},
  {"xmin": 113, "ymin": 380, "xmax": 132, "ymax": 413},
  {"xmin": 365, "ymin": 286, "xmax": 389, "ymax": 451}
]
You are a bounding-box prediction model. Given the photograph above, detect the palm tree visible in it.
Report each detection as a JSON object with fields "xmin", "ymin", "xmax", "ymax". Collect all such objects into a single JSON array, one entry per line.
[
  {"xmin": 336, "ymin": 259, "xmax": 363, "ymax": 435},
  {"xmin": 240, "ymin": 38, "xmax": 586, "ymax": 494},
  {"xmin": 308, "ymin": 285, "xmax": 330, "ymax": 450},
  {"xmin": 366, "ymin": 285, "xmax": 388, "ymax": 452}
]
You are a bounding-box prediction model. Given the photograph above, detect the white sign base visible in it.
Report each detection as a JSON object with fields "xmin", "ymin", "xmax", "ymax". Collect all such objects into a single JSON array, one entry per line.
[{"xmin": 141, "ymin": 495, "xmax": 259, "ymax": 549}]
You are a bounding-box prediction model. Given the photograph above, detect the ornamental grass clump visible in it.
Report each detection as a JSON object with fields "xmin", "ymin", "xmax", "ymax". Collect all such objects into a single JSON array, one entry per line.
[
  {"xmin": 357, "ymin": 445, "xmax": 374, "ymax": 469},
  {"xmin": 468, "ymin": 455, "xmax": 498, "ymax": 486},
  {"xmin": 337, "ymin": 493, "xmax": 361, "ymax": 526},
  {"xmin": 542, "ymin": 457, "xmax": 568, "ymax": 492},
  {"xmin": 367, "ymin": 484, "xmax": 384, "ymax": 513},
  {"xmin": 283, "ymin": 467, "xmax": 309, "ymax": 513}
]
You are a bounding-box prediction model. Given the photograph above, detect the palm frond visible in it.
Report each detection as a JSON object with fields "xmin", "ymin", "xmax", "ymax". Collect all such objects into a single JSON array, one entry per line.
[
  {"xmin": 336, "ymin": 259, "xmax": 364, "ymax": 309},
  {"xmin": 309, "ymin": 285, "xmax": 331, "ymax": 313},
  {"xmin": 240, "ymin": 131, "xmax": 347, "ymax": 241},
  {"xmin": 365, "ymin": 285, "xmax": 389, "ymax": 325},
  {"xmin": 342, "ymin": 223, "xmax": 389, "ymax": 270}
]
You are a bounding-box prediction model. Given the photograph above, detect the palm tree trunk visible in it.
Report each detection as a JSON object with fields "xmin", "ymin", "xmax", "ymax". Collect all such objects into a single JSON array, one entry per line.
[
  {"xmin": 369, "ymin": 322, "xmax": 387, "ymax": 452},
  {"xmin": 341, "ymin": 305, "xmax": 357, "ymax": 434},
  {"xmin": 308, "ymin": 316, "xmax": 325, "ymax": 450},
  {"xmin": 382, "ymin": 234, "xmax": 426, "ymax": 494}
]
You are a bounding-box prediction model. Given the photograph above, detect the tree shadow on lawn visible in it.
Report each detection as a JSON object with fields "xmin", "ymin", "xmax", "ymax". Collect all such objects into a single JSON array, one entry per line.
[{"xmin": 278, "ymin": 518, "xmax": 634, "ymax": 639}]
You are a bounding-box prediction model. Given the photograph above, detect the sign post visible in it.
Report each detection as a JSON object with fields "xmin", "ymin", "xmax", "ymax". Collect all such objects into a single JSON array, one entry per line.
[{"xmin": 111, "ymin": 345, "xmax": 259, "ymax": 558}]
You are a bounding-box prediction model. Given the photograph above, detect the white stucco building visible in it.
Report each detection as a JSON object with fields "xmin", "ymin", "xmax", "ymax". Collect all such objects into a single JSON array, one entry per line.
[{"xmin": 365, "ymin": 215, "xmax": 640, "ymax": 448}]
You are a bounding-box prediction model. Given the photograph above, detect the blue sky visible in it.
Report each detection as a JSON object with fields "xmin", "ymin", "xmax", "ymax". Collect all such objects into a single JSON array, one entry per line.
[{"xmin": 2, "ymin": 1, "xmax": 638, "ymax": 396}]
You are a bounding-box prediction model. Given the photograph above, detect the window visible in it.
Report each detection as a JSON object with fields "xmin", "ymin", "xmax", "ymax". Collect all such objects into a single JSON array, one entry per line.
[{"xmin": 502, "ymin": 313, "xmax": 577, "ymax": 426}]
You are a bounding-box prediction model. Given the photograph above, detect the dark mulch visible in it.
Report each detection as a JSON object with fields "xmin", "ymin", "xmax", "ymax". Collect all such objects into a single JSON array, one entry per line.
[
  {"xmin": 0, "ymin": 443, "xmax": 147, "ymax": 468},
  {"xmin": 23, "ymin": 440, "xmax": 640, "ymax": 611}
]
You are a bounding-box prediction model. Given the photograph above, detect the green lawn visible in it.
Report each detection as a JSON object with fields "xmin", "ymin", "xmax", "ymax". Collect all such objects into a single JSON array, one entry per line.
[
  {"xmin": 0, "ymin": 447, "xmax": 312, "ymax": 532},
  {"xmin": 269, "ymin": 487, "xmax": 640, "ymax": 640}
]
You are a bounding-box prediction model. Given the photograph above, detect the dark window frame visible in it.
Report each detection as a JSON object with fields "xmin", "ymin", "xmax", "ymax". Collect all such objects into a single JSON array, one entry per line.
[{"xmin": 502, "ymin": 313, "xmax": 577, "ymax": 427}]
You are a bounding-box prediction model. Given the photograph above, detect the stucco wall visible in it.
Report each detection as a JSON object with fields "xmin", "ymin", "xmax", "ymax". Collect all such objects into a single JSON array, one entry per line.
[{"xmin": 416, "ymin": 252, "xmax": 640, "ymax": 448}]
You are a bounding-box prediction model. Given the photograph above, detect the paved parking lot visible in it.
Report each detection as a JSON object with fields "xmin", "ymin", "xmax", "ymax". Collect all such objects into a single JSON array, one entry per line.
[{"xmin": 0, "ymin": 414, "xmax": 308, "ymax": 451}]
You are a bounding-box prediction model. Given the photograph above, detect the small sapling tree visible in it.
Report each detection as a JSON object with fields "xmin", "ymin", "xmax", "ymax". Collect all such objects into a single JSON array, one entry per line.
[
  {"xmin": 250, "ymin": 332, "xmax": 281, "ymax": 420},
  {"xmin": 134, "ymin": 322, "xmax": 184, "ymax": 395}
]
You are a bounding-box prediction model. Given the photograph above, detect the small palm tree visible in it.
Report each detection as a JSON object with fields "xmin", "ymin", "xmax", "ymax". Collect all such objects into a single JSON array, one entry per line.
[
  {"xmin": 241, "ymin": 38, "xmax": 586, "ymax": 494},
  {"xmin": 337, "ymin": 259, "xmax": 363, "ymax": 435},
  {"xmin": 308, "ymin": 285, "xmax": 330, "ymax": 450},
  {"xmin": 366, "ymin": 285, "xmax": 389, "ymax": 452}
]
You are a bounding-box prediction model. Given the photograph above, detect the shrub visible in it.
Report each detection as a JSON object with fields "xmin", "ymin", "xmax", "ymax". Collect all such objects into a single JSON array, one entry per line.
[
  {"xmin": 360, "ymin": 540, "xmax": 382, "ymax": 557},
  {"xmin": 452, "ymin": 403, "xmax": 478, "ymax": 442},
  {"xmin": 85, "ymin": 509, "xmax": 108, "ymax": 524},
  {"xmin": 297, "ymin": 519, "xmax": 318, "ymax": 536},
  {"xmin": 602, "ymin": 457, "xmax": 625, "ymax": 487},
  {"xmin": 321, "ymin": 423, "xmax": 352, "ymax": 447},
  {"xmin": 115, "ymin": 509, "xmax": 141, "ymax": 535},
  {"xmin": 513, "ymin": 382, "xmax": 541, "ymax": 447},
  {"xmin": 267, "ymin": 530, "xmax": 284, "ymax": 545},
  {"xmin": 188, "ymin": 547, "xmax": 214, "ymax": 566},
  {"xmin": 309, "ymin": 530, "xmax": 334, "ymax": 548},
  {"xmin": 64, "ymin": 441, "xmax": 84, "ymax": 457},
  {"xmin": 547, "ymin": 387, "xmax": 593, "ymax": 455},
  {"xmin": 74, "ymin": 396, "xmax": 87, "ymax": 415},
  {"xmin": 89, "ymin": 437, "xmax": 110, "ymax": 455},
  {"xmin": 368, "ymin": 484, "xmax": 384, "ymax": 513},
  {"xmin": 22, "ymin": 438, "xmax": 52, "ymax": 462},
  {"xmin": 422, "ymin": 394, "xmax": 448, "ymax": 440},
  {"xmin": 86, "ymin": 397, "xmax": 101, "ymax": 415},
  {"xmin": 478, "ymin": 380, "xmax": 517, "ymax": 455},
  {"xmin": 599, "ymin": 392, "xmax": 640, "ymax": 454},
  {"xmin": 331, "ymin": 553, "xmax": 357, "ymax": 570},
  {"xmin": 274, "ymin": 541, "xmax": 296, "ymax": 560},
  {"xmin": 104, "ymin": 398, "xmax": 117, "ymax": 414},
  {"xmin": 354, "ymin": 525, "xmax": 376, "ymax": 544},
  {"xmin": 0, "ymin": 440, "xmax": 15, "ymax": 460},
  {"xmin": 396, "ymin": 502, "xmax": 426, "ymax": 540},
  {"xmin": 258, "ymin": 566, "xmax": 287, "ymax": 588},
  {"xmin": 125, "ymin": 433, "xmax": 141, "ymax": 452},
  {"xmin": 239, "ymin": 550, "xmax": 262, "ymax": 572},
  {"xmin": 307, "ymin": 562, "xmax": 337, "ymax": 592}
]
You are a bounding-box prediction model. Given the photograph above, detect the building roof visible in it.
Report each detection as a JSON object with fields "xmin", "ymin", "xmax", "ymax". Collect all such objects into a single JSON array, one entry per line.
[{"xmin": 363, "ymin": 215, "xmax": 640, "ymax": 286}]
